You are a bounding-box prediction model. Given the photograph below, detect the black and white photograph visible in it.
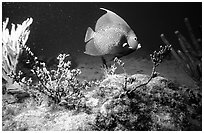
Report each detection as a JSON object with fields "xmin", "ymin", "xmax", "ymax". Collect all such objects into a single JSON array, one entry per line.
[{"xmin": 2, "ymin": 1, "xmax": 202, "ymax": 131}]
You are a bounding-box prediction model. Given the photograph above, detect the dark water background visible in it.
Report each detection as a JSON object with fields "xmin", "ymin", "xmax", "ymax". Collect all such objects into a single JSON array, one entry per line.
[{"xmin": 2, "ymin": 2, "xmax": 202, "ymax": 60}]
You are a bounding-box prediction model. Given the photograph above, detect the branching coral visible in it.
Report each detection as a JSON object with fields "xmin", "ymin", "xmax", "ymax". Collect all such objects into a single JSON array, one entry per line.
[
  {"xmin": 19, "ymin": 51, "xmax": 91, "ymax": 110},
  {"xmin": 31, "ymin": 54, "xmax": 84, "ymax": 105},
  {"xmin": 126, "ymin": 44, "xmax": 172, "ymax": 96},
  {"xmin": 2, "ymin": 18, "xmax": 93, "ymax": 111},
  {"xmin": 2, "ymin": 17, "xmax": 33, "ymax": 91},
  {"xmin": 102, "ymin": 61, "xmax": 118, "ymax": 78},
  {"xmin": 160, "ymin": 18, "xmax": 201, "ymax": 87},
  {"xmin": 101, "ymin": 44, "xmax": 171, "ymax": 98}
]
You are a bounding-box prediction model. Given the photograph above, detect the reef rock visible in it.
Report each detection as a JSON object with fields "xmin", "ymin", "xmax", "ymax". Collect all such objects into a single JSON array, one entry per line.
[{"xmin": 89, "ymin": 73, "xmax": 202, "ymax": 131}]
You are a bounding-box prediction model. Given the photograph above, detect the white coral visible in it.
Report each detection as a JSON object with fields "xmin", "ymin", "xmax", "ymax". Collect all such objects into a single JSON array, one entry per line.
[{"xmin": 2, "ymin": 18, "xmax": 33, "ymax": 87}]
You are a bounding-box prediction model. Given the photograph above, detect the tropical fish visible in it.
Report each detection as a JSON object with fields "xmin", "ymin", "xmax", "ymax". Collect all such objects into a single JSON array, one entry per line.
[{"xmin": 84, "ymin": 8, "xmax": 141, "ymax": 58}]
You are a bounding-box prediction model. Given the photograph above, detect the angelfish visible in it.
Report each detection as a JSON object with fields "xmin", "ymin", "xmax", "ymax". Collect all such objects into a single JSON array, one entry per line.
[{"xmin": 84, "ymin": 8, "xmax": 141, "ymax": 58}]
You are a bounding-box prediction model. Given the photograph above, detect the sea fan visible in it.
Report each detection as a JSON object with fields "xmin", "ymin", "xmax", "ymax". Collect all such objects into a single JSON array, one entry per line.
[
  {"xmin": 161, "ymin": 18, "xmax": 201, "ymax": 87},
  {"xmin": 2, "ymin": 18, "xmax": 33, "ymax": 90}
]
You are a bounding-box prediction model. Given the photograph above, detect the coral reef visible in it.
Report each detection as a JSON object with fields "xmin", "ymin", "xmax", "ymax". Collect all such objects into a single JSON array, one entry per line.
[
  {"xmin": 3, "ymin": 72, "xmax": 201, "ymax": 131},
  {"xmin": 2, "ymin": 18, "xmax": 201, "ymax": 131},
  {"xmin": 87, "ymin": 74, "xmax": 201, "ymax": 131}
]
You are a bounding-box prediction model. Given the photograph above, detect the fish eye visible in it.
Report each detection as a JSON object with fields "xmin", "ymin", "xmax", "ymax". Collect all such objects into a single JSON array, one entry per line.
[{"xmin": 134, "ymin": 37, "xmax": 137, "ymax": 40}]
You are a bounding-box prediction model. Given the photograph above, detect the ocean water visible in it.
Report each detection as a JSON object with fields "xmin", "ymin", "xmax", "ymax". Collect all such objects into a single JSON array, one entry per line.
[{"xmin": 2, "ymin": 2, "xmax": 201, "ymax": 87}]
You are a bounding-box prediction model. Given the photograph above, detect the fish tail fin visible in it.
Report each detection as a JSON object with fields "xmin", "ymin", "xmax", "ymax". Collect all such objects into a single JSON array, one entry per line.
[{"xmin": 85, "ymin": 27, "xmax": 94, "ymax": 42}]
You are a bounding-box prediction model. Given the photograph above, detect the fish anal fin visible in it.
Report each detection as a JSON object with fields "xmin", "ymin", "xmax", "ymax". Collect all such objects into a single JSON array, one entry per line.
[
  {"xmin": 85, "ymin": 27, "xmax": 94, "ymax": 42},
  {"xmin": 95, "ymin": 8, "xmax": 130, "ymax": 31},
  {"xmin": 84, "ymin": 39, "xmax": 102, "ymax": 56}
]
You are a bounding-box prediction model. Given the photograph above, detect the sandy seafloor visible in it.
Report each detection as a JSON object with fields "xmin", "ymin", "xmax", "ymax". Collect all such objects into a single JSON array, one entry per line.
[{"xmin": 75, "ymin": 52, "xmax": 196, "ymax": 89}]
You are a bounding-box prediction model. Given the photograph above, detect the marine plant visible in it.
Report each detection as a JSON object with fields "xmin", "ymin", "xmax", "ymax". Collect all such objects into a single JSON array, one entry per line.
[
  {"xmin": 28, "ymin": 53, "xmax": 88, "ymax": 109},
  {"xmin": 102, "ymin": 59, "xmax": 118, "ymax": 78},
  {"xmin": 2, "ymin": 18, "xmax": 93, "ymax": 111},
  {"xmin": 101, "ymin": 43, "xmax": 171, "ymax": 99},
  {"xmin": 126, "ymin": 44, "xmax": 172, "ymax": 96},
  {"xmin": 160, "ymin": 18, "xmax": 201, "ymax": 87},
  {"xmin": 14, "ymin": 44, "xmax": 96, "ymax": 110},
  {"xmin": 2, "ymin": 17, "xmax": 33, "ymax": 91}
]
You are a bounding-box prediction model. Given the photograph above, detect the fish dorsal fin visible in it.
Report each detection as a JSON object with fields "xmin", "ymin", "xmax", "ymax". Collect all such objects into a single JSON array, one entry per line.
[{"xmin": 95, "ymin": 8, "xmax": 130, "ymax": 31}]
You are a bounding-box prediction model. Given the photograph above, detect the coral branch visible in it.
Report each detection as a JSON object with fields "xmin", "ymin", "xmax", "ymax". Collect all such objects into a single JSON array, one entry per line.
[
  {"xmin": 127, "ymin": 44, "xmax": 171, "ymax": 96},
  {"xmin": 2, "ymin": 18, "xmax": 33, "ymax": 92},
  {"xmin": 161, "ymin": 18, "xmax": 201, "ymax": 86},
  {"xmin": 184, "ymin": 18, "xmax": 201, "ymax": 54}
]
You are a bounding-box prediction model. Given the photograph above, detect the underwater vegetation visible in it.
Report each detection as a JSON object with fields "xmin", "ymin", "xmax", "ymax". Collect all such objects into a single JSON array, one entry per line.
[
  {"xmin": 161, "ymin": 18, "xmax": 202, "ymax": 88},
  {"xmin": 2, "ymin": 17, "xmax": 202, "ymax": 131},
  {"xmin": 2, "ymin": 17, "xmax": 33, "ymax": 94}
]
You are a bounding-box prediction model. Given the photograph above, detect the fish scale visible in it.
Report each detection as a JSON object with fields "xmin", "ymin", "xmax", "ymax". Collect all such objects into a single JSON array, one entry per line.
[{"xmin": 95, "ymin": 27, "xmax": 125, "ymax": 54}]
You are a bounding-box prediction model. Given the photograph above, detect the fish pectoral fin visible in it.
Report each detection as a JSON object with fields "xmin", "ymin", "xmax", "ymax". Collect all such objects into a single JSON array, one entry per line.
[
  {"xmin": 84, "ymin": 39, "xmax": 102, "ymax": 56},
  {"xmin": 122, "ymin": 43, "xmax": 128, "ymax": 47},
  {"xmin": 85, "ymin": 27, "xmax": 94, "ymax": 42},
  {"xmin": 137, "ymin": 43, "xmax": 142, "ymax": 49}
]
